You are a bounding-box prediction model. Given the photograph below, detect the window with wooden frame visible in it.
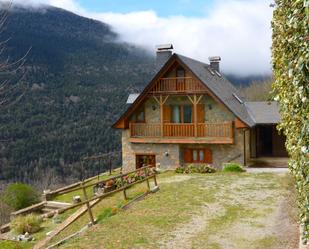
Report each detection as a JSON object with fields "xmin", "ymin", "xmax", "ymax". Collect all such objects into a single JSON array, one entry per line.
[
  {"xmin": 164, "ymin": 104, "xmax": 204, "ymax": 124},
  {"xmin": 183, "ymin": 148, "xmax": 212, "ymax": 163},
  {"xmin": 170, "ymin": 105, "xmax": 193, "ymax": 123}
]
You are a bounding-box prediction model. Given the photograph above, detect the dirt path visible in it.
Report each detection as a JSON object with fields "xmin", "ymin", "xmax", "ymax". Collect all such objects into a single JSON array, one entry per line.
[{"xmin": 159, "ymin": 173, "xmax": 298, "ymax": 249}]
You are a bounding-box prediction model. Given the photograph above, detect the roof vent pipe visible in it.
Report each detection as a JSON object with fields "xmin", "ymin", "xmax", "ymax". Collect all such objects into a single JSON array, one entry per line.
[
  {"xmin": 156, "ymin": 44, "xmax": 173, "ymax": 68},
  {"xmin": 209, "ymin": 56, "xmax": 221, "ymax": 73}
]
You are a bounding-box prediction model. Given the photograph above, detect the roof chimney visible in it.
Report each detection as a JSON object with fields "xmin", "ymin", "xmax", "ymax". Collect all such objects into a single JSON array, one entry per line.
[
  {"xmin": 209, "ymin": 56, "xmax": 221, "ymax": 72},
  {"xmin": 156, "ymin": 44, "xmax": 173, "ymax": 68}
]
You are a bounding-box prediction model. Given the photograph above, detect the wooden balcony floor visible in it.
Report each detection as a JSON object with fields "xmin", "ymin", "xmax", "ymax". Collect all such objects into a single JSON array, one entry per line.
[{"xmin": 129, "ymin": 137, "xmax": 234, "ymax": 144}]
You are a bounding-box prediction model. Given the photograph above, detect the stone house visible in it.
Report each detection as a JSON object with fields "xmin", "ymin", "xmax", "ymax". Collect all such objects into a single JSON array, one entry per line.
[{"xmin": 112, "ymin": 45, "xmax": 288, "ymax": 172}]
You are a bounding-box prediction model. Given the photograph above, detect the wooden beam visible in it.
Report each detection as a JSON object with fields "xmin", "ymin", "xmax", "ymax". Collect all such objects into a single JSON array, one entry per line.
[
  {"xmin": 194, "ymin": 95, "xmax": 197, "ymax": 137},
  {"xmin": 160, "ymin": 95, "xmax": 164, "ymax": 137},
  {"xmin": 235, "ymin": 118, "xmax": 248, "ymax": 129}
]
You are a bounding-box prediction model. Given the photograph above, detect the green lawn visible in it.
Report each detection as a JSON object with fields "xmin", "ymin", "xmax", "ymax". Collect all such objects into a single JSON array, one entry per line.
[{"xmin": 0, "ymin": 171, "xmax": 299, "ymax": 249}]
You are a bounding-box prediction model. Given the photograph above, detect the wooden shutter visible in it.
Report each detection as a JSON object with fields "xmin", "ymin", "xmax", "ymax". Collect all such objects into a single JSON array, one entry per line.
[
  {"xmin": 184, "ymin": 149, "xmax": 192, "ymax": 163},
  {"xmin": 196, "ymin": 104, "xmax": 205, "ymax": 123},
  {"xmin": 204, "ymin": 149, "xmax": 212, "ymax": 163},
  {"xmin": 163, "ymin": 105, "xmax": 171, "ymax": 123}
]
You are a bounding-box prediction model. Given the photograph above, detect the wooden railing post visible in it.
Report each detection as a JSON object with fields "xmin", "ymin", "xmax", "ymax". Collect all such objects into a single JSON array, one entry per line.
[{"xmin": 81, "ymin": 182, "xmax": 95, "ymax": 225}]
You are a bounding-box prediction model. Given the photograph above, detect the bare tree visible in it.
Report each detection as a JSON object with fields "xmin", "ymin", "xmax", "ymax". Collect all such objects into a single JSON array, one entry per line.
[{"xmin": 0, "ymin": 1, "xmax": 30, "ymax": 109}]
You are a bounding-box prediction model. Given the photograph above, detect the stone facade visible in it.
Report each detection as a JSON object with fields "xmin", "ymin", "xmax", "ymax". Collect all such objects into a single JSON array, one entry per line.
[
  {"xmin": 122, "ymin": 127, "xmax": 250, "ymax": 171},
  {"xmin": 122, "ymin": 93, "xmax": 251, "ymax": 172},
  {"xmin": 122, "ymin": 130, "xmax": 180, "ymax": 172}
]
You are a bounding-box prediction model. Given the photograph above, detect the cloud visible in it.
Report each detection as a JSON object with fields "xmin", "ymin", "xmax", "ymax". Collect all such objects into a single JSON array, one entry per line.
[{"xmin": 11, "ymin": 0, "xmax": 273, "ymax": 76}]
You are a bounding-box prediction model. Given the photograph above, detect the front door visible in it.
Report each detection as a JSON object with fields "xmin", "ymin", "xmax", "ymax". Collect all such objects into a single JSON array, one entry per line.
[{"xmin": 136, "ymin": 154, "xmax": 156, "ymax": 169}]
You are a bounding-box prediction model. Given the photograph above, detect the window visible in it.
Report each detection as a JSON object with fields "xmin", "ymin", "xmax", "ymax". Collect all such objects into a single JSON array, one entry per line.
[
  {"xmin": 176, "ymin": 67, "xmax": 185, "ymax": 78},
  {"xmin": 199, "ymin": 150, "xmax": 204, "ymax": 161},
  {"xmin": 136, "ymin": 154, "xmax": 156, "ymax": 169},
  {"xmin": 176, "ymin": 67, "xmax": 185, "ymax": 91},
  {"xmin": 184, "ymin": 148, "xmax": 212, "ymax": 163},
  {"xmin": 135, "ymin": 106, "xmax": 145, "ymax": 123},
  {"xmin": 172, "ymin": 105, "xmax": 181, "ymax": 123},
  {"xmin": 183, "ymin": 106, "xmax": 192, "ymax": 123},
  {"xmin": 171, "ymin": 105, "xmax": 192, "ymax": 123}
]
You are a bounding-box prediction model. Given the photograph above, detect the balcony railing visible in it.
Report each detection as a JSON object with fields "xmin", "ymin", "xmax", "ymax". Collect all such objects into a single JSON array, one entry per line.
[
  {"xmin": 130, "ymin": 122, "xmax": 233, "ymax": 140},
  {"xmin": 149, "ymin": 77, "xmax": 205, "ymax": 93}
]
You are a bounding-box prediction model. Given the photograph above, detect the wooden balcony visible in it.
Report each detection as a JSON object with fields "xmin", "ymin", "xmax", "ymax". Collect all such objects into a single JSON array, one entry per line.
[
  {"xmin": 149, "ymin": 77, "xmax": 205, "ymax": 94},
  {"xmin": 129, "ymin": 122, "xmax": 234, "ymax": 144}
]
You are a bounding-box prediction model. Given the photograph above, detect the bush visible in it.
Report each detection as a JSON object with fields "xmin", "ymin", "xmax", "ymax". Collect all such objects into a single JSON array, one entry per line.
[
  {"xmin": 2, "ymin": 183, "xmax": 39, "ymax": 210},
  {"xmin": 223, "ymin": 163, "xmax": 246, "ymax": 173},
  {"xmin": 11, "ymin": 214, "xmax": 42, "ymax": 234},
  {"xmin": 175, "ymin": 164, "xmax": 216, "ymax": 174},
  {"xmin": 272, "ymin": 0, "xmax": 308, "ymax": 242},
  {"xmin": 175, "ymin": 167, "xmax": 185, "ymax": 173}
]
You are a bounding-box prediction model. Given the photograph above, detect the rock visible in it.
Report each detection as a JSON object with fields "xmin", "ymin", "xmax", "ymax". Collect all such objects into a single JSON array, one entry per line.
[
  {"xmin": 17, "ymin": 233, "xmax": 33, "ymax": 241},
  {"xmin": 43, "ymin": 189, "xmax": 51, "ymax": 194},
  {"xmin": 73, "ymin": 195, "xmax": 81, "ymax": 203}
]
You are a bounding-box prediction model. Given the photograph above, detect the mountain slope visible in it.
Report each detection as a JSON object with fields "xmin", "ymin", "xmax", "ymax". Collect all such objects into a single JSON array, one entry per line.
[
  {"xmin": 0, "ymin": 5, "xmax": 155, "ymax": 185},
  {"xmin": 0, "ymin": 5, "xmax": 270, "ymax": 185}
]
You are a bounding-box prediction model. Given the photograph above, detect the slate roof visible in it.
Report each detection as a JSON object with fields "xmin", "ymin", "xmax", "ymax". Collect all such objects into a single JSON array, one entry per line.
[
  {"xmin": 175, "ymin": 54, "xmax": 255, "ymax": 127},
  {"xmin": 245, "ymin": 101, "xmax": 281, "ymax": 124}
]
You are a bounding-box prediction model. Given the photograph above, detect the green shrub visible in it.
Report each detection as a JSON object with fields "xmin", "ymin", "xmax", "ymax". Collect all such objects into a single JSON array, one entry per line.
[
  {"xmin": 175, "ymin": 167, "xmax": 185, "ymax": 173},
  {"xmin": 175, "ymin": 164, "xmax": 216, "ymax": 174},
  {"xmin": 11, "ymin": 214, "xmax": 42, "ymax": 234},
  {"xmin": 2, "ymin": 183, "xmax": 39, "ymax": 210},
  {"xmin": 223, "ymin": 163, "xmax": 246, "ymax": 173},
  {"xmin": 272, "ymin": 0, "xmax": 308, "ymax": 242}
]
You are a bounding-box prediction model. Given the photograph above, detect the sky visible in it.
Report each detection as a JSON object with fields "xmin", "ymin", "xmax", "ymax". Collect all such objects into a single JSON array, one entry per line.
[{"xmin": 12, "ymin": 0, "xmax": 274, "ymax": 76}]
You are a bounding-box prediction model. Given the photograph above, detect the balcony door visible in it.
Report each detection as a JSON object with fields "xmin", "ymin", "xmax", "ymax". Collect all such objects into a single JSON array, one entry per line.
[
  {"xmin": 176, "ymin": 67, "xmax": 185, "ymax": 91},
  {"xmin": 171, "ymin": 105, "xmax": 193, "ymax": 124}
]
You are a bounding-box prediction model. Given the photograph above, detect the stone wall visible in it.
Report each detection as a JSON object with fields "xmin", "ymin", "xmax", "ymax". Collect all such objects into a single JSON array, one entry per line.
[
  {"xmin": 122, "ymin": 130, "xmax": 180, "ymax": 172},
  {"xmin": 179, "ymin": 127, "xmax": 246, "ymax": 169},
  {"xmin": 203, "ymin": 96, "xmax": 234, "ymax": 122},
  {"xmin": 145, "ymin": 98, "xmax": 160, "ymax": 123},
  {"xmin": 122, "ymin": 127, "xmax": 249, "ymax": 171},
  {"xmin": 124, "ymin": 94, "xmax": 250, "ymax": 171}
]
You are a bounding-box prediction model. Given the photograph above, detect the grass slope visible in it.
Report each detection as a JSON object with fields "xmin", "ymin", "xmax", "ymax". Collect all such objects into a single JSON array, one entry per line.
[
  {"xmin": 59, "ymin": 171, "xmax": 297, "ymax": 249},
  {"xmin": 0, "ymin": 171, "xmax": 298, "ymax": 249}
]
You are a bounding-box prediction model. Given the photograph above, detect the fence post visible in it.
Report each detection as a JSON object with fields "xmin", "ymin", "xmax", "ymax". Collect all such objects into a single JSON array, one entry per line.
[
  {"xmin": 144, "ymin": 167, "xmax": 150, "ymax": 191},
  {"xmin": 153, "ymin": 171, "xmax": 158, "ymax": 187},
  {"xmin": 81, "ymin": 182, "xmax": 95, "ymax": 225},
  {"xmin": 120, "ymin": 174, "xmax": 127, "ymax": 200}
]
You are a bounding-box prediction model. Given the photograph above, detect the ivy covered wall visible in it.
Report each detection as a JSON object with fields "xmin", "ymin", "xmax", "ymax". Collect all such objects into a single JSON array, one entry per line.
[{"xmin": 272, "ymin": 0, "xmax": 309, "ymax": 244}]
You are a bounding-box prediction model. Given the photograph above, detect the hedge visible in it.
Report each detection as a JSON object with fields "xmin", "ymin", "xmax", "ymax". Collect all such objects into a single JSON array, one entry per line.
[{"xmin": 272, "ymin": 0, "xmax": 309, "ymax": 243}]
